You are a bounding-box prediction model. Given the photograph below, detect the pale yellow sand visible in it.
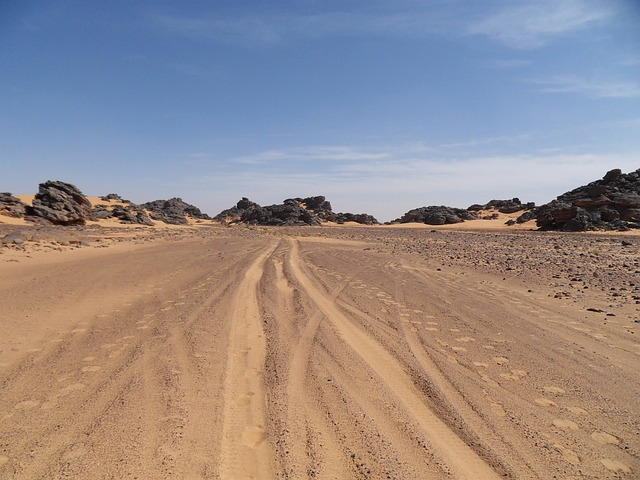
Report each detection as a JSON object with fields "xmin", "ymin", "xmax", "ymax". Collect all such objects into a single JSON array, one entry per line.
[{"xmin": 0, "ymin": 227, "xmax": 637, "ymax": 478}]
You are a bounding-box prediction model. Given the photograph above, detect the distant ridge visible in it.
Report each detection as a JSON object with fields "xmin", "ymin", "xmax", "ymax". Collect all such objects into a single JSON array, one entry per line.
[
  {"xmin": 2, "ymin": 170, "xmax": 639, "ymax": 231},
  {"xmin": 215, "ymin": 196, "xmax": 378, "ymax": 226}
]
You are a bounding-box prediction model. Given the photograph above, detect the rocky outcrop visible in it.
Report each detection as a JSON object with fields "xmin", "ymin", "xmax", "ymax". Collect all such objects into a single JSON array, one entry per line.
[
  {"xmin": 100, "ymin": 193, "xmax": 128, "ymax": 202},
  {"xmin": 468, "ymin": 198, "xmax": 535, "ymax": 214},
  {"xmin": 28, "ymin": 181, "xmax": 92, "ymax": 226},
  {"xmin": 215, "ymin": 197, "xmax": 260, "ymax": 222},
  {"xmin": 142, "ymin": 198, "xmax": 212, "ymax": 225},
  {"xmin": 241, "ymin": 200, "xmax": 322, "ymax": 226},
  {"xmin": 520, "ymin": 169, "xmax": 640, "ymax": 231},
  {"xmin": 394, "ymin": 206, "xmax": 477, "ymax": 225},
  {"xmin": 111, "ymin": 205, "xmax": 154, "ymax": 226},
  {"xmin": 334, "ymin": 213, "xmax": 378, "ymax": 225},
  {"xmin": 0, "ymin": 193, "xmax": 27, "ymax": 218},
  {"xmin": 216, "ymin": 196, "xmax": 378, "ymax": 226}
]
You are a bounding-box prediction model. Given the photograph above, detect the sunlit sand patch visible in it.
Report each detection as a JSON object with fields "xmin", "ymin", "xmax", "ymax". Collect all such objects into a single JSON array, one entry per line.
[
  {"xmin": 81, "ymin": 366, "xmax": 102, "ymax": 373},
  {"xmin": 242, "ymin": 425, "xmax": 266, "ymax": 448},
  {"xmin": 14, "ymin": 400, "xmax": 40, "ymax": 410},
  {"xmin": 479, "ymin": 373, "xmax": 499, "ymax": 387},
  {"xmin": 553, "ymin": 418, "xmax": 579, "ymax": 430},
  {"xmin": 591, "ymin": 432, "xmax": 619, "ymax": 445},
  {"xmin": 553, "ymin": 444, "xmax": 581, "ymax": 465},
  {"xmin": 543, "ymin": 386, "xmax": 566, "ymax": 394},
  {"xmin": 566, "ymin": 406, "xmax": 588, "ymax": 415},
  {"xmin": 600, "ymin": 458, "xmax": 631, "ymax": 474},
  {"xmin": 456, "ymin": 336, "xmax": 475, "ymax": 343},
  {"xmin": 490, "ymin": 402, "xmax": 506, "ymax": 417}
]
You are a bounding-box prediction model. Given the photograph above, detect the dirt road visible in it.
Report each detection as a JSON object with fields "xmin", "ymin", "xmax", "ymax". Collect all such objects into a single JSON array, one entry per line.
[{"xmin": 0, "ymin": 231, "xmax": 638, "ymax": 478}]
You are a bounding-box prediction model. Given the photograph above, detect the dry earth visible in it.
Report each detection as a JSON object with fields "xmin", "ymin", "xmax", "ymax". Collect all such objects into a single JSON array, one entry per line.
[{"xmin": 0, "ymin": 225, "xmax": 638, "ymax": 479}]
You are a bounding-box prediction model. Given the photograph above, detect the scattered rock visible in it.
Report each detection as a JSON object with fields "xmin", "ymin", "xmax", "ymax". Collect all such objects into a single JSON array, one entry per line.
[{"xmin": 2, "ymin": 231, "xmax": 30, "ymax": 245}]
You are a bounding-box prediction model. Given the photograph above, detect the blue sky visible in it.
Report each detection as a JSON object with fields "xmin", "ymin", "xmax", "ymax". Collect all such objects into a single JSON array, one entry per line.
[{"xmin": 2, "ymin": 0, "xmax": 639, "ymax": 221}]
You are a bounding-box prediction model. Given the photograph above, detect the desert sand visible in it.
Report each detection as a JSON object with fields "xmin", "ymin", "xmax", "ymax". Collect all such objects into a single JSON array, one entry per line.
[{"xmin": 0, "ymin": 223, "xmax": 638, "ymax": 479}]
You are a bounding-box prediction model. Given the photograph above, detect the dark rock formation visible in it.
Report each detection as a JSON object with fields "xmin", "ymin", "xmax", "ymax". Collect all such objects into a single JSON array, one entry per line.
[
  {"xmin": 215, "ymin": 197, "xmax": 259, "ymax": 222},
  {"xmin": 216, "ymin": 196, "xmax": 378, "ymax": 226},
  {"xmin": 394, "ymin": 206, "xmax": 477, "ymax": 225},
  {"xmin": 241, "ymin": 200, "xmax": 322, "ymax": 226},
  {"xmin": 0, "ymin": 193, "xmax": 27, "ymax": 218},
  {"xmin": 100, "ymin": 193, "xmax": 129, "ymax": 203},
  {"xmin": 28, "ymin": 181, "xmax": 92, "ymax": 225},
  {"xmin": 334, "ymin": 213, "xmax": 378, "ymax": 225},
  {"xmin": 520, "ymin": 169, "xmax": 640, "ymax": 231},
  {"xmin": 111, "ymin": 205, "xmax": 154, "ymax": 226},
  {"xmin": 468, "ymin": 198, "xmax": 535, "ymax": 214},
  {"xmin": 142, "ymin": 198, "xmax": 211, "ymax": 225},
  {"xmin": 88, "ymin": 207, "xmax": 113, "ymax": 221}
]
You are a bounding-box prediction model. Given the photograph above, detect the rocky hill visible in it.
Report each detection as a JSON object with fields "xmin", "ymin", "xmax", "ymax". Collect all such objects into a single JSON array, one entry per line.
[
  {"xmin": 518, "ymin": 169, "xmax": 640, "ymax": 231},
  {"xmin": 142, "ymin": 198, "xmax": 212, "ymax": 225},
  {"xmin": 215, "ymin": 196, "xmax": 378, "ymax": 226},
  {"xmin": 0, "ymin": 181, "xmax": 211, "ymax": 227},
  {"xmin": 392, "ymin": 206, "xmax": 477, "ymax": 225}
]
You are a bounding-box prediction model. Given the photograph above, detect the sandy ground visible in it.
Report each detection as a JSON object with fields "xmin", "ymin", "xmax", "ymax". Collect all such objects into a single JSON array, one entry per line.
[{"xmin": 0, "ymin": 225, "xmax": 638, "ymax": 479}]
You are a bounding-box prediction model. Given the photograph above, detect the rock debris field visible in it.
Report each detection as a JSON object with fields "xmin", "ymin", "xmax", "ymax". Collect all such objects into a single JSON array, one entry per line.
[{"xmin": 0, "ymin": 224, "xmax": 638, "ymax": 479}]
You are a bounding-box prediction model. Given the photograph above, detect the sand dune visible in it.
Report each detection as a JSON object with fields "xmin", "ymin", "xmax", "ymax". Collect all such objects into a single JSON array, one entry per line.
[{"xmin": 0, "ymin": 226, "xmax": 637, "ymax": 478}]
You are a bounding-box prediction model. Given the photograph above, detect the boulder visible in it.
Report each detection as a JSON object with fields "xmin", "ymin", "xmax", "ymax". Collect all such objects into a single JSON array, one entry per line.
[
  {"xmin": 2, "ymin": 231, "xmax": 31, "ymax": 245},
  {"xmin": 28, "ymin": 181, "xmax": 92, "ymax": 225},
  {"xmin": 0, "ymin": 193, "xmax": 27, "ymax": 218}
]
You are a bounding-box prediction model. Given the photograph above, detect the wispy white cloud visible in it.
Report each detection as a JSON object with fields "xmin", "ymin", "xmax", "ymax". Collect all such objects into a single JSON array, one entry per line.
[
  {"xmin": 150, "ymin": 1, "xmax": 618, "ymax": 50},
  {"xmin": 468, "ymin": 0, "xmax": 614, "ymax": 49},
  {"xmin": 532, "ymin": 75, "xmax": 640, "ymax": 98},
  {"xmin": 174, "ymin": 143, "xmax": 639, "ymax": 221},
  {"xmin": 152, "ymin": 14, "xmax": 282, "ymax": 45},
  {"xmin": 149, "ymin": 6, "xmax": 460, "ymax": 46},
  {"xmin": 488, "ymin": 59, "xmax": 534, "ymax": 69},
  {"xmin": 232, "ymin": 145, "xmax": 394, "ymax": 165}
]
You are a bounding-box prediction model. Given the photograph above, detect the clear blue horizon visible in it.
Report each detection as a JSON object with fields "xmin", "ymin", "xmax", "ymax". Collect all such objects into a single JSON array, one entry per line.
[{"xmin": 2, "ymin": 1, "xmax": 639, "ymax": 221}]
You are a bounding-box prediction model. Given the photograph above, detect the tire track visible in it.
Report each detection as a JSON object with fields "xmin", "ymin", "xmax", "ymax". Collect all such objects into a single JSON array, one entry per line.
[
  {"xmin": 281, "ymin": 240, "xmax": 370, "ymax": 478},
  {"xmin": 287, "ymin": 238, "xmax": 501, "ymax": 480},
  {"xmin": 218, "ymin": 240, "xmax": 278, "ymax": 479}
]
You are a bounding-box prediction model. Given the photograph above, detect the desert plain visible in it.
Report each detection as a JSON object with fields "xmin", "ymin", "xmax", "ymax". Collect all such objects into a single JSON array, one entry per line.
[{"xmin": 0, "ymin": 221, "xmax": 638, "ymax": 479}]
